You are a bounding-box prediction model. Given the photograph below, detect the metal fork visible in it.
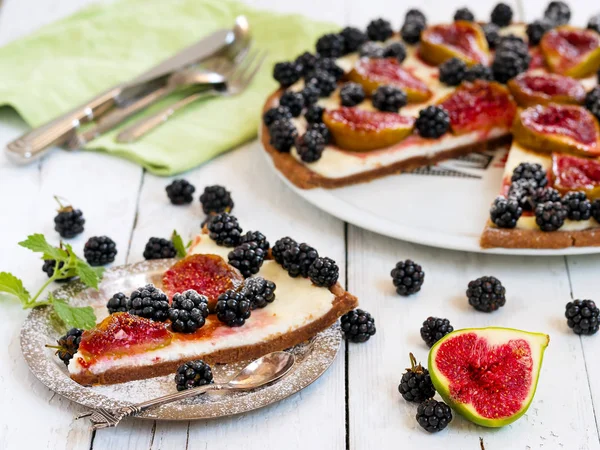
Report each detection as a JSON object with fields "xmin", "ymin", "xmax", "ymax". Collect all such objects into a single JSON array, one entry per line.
[{"xmin": 116, "ymin": 49, "xmax": 267, "ymax": 143}]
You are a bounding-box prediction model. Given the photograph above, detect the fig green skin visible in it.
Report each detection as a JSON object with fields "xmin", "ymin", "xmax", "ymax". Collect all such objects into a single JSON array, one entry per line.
[{"xmin": 428, "ymin": 327, "xmax": 549, "ymax": 428}]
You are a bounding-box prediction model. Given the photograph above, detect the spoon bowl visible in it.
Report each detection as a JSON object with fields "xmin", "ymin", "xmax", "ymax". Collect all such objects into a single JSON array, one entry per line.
[{"xmin": 228, "ymin": 351, "xmax": 296, "ymax": 390}]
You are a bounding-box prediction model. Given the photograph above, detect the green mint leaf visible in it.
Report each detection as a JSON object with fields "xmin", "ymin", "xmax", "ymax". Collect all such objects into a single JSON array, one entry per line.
[
  {"xmin": 0, "ymin": 272, "xmax": 31, "ymax": 305},
  {"xmin": 92, "ymin": 266, "xmax": 105, "ymax": 279},
  {"xmin": 19, "ymin": 234, "xmax": 67, "ymax": 261},
  {"xmin": 171, "ymin": 230, "xmax": 187, "ymax": 258},
  {"xmin": 186, "ymin": 240, "xmax": 192, "ymax": 249},
  {"xmin": 74, "ymin": 258, "xmax": 101, "ymax": 290},
  {"xmin": 52, "ymin": 298, "xmax": 96, "ymax": 330}
]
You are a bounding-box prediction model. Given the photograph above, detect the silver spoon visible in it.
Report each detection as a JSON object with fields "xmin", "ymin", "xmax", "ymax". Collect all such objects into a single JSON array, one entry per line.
[{"xmin": 77, "ymin": 351, "xmax": 295, "ymax": 429}]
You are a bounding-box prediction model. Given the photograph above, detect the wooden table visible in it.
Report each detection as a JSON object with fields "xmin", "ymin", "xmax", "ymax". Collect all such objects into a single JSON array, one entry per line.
[{"xmin": 0, "ymin": 0, "xmax": 598, "ymax": 448}]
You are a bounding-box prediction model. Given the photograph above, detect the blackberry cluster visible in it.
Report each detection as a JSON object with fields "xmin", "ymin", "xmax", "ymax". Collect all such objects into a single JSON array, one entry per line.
[
  {"xmin": 175, "ymin": 360, "xmax": 213, "ymax": 391},
  {"xmin": 295, "ymin": 52, "xmax": 319, "ymax": 76},
  {"xmin": 593, "ymin": 200, "xmax": 600, "ymax": 223},
  {"xmin": 454, "ymin": 7, "xmax": 475, "ymax": 22},
  {"xmin": 562, "ymin": 192, "xmax": 592, "ymax": 221},
  {"xmin": 535, "ymin": 201, "xmax": 568, "ymax": 231},
  {"xmin": 84, "ymin": 236, "xmax": 117, "ymax": 266},
  {"xmin": 308, "ymin": 122, "xmax": 331, "ymax": 143},
  {"xmin": 398, "ymin": 353, "xmax": 436, "ymax": 403},
  {"xmin": 565, "ymin": 299, "xmax": 600, "ymax": 335},
  {"xmin": 508, "ymin": 179, "xmax": 538, "ymax": 211},
  {"xmin": 107, "ymin": 292, "xmax": 130, "ymax": 314},
  {"xmin": 340, "ymin": 83, "xmax": 365, "ymax": 107},
  {"xmin": 240, "ymin": 277, "xmax": 277, "ymax": 309},
  {"xmin": 281, "ymin": 242, "xmax": 320, "ymax": 278},
  {"xmin": 492, "ymin": 42, "xmax": 530, "ymax": 83},
  {"xmin": 415, "ymin": 106, "xmax": 450, "ymax": 139},
  {"xmin": 305, "ymin": 69, "xmax": 337, "ymax": 98},
  {"xmin": 482, "ymin": 23, "xmax": 501, "ymax": 49},
  {"xmin": 316, "ymin": 33, "xmax": 345, "ymax": 58},
  {"xmin": 406, "ymin": 9, "xmax": 427, "ymax": 25},
  {"xmin": 51, "ymin": 328, "xmax": 83, "ymax": 366},
  {"xmin": 215, "ymin": 290, "xmax": 251, "ymax": 326},
  {"xmin": 544, "ymin": 1, "xmax": 570, "ymax": 25},
  {"xmin": 305, "ymin": 104, "xmax": 324, "ymax": 124},
  {"xmin": 490, "ymin": 196, "xmax": 523, "ymax": 228},
  {"xmin": 42, "ymin": 259, "xmax": 74, "ymax": 281},
  {"xmin": 490, "ymin": 2, "xmax": 513, "ymax": 27},
  {"xmin": 314, "ymin": 58, "xmax": 345, "ymax": 81},
  {"xmin": 511, "ymin": 162, "xmax": 548, "ymax": 188},
  {"xmin": 54, "ymin": 207, "xmax": 85, "ymax": 239},
  {"xmin": 228, "ymin": 241, "xmax": 266, "ymax": 278},
  {"xmin": 279, "ymin": 91, "xmax": 304, "ymax": 117},
  {"xmin": 207, "ymin": 213, "xmax": 243, "ymax": 247},
  {"xmin": 439, "ymin": 58, "xmax": 467, "ymax": 86},
  {"xmin": 273, "ymin": 61, "xmax": 302, "ymax": 87},
  {"xmin": 143, "ymin": 237, "xmax": 176, "ymax": 260},
  {"xmin": 366, "ymin": 18, "xmax": 393, "ymax": 41},
  {"xmin": 526, "ymin": 19, "xmax": 553, "ymax": 45},
  {"xmin": 467, "ymin": 276, "xmax": 506, "ymax": 312},
  {"xmin": 200, "ymin": 185, "xmax": 234, "ymax": 215},
  {"xmin": 401, "ymin": 21, "xmax": 425, "ymax": 44},
  {"xmin": 585, "ymin": 87, "xmax": 600, "ymax": 122},
  {"xmin": 588, "ymin": 14, "xmax": 600, "ymax": 34},
  {"xmin": 340, "ymin": 309, "xmax": 376, "ymax": 343},
  {"xmin": 359, "ymin": 42, "xmax": 385, "ymax": 58},
  {"xmin": 340, "ymin": 27, "xmax": 368, "ymax": 53},
  {"xmin": 296, "ymin": 130, "xmax": 327, "ymax": 163},
  {"xmin": 168, "ymin": 290, "xmax": 210, "ymax": 333},
  {"xmin": 300, "ymin": 84, "xmax": 320, "ymax": 106},
  {"xmin": 165, "ymin": 179, "xmax": 195, "ymax": 205},
  {"xmin": 269, "ymin": 119, "xmax": 298, "ymax": 153},
  {"xmin": 308, "ymin": 257, "xmax": 339, "ymax": 287},
  {"xmin": 240, "ymin": 230, "xmax": 270, "ymax": 252},
  {"xmin": 420, "ymin": 317, "xmax": 454, "ymax": 347},
  {"xmin": 464, "ymin": 64, "xmax": 493, "ymax": 82},
  {"xmin": 416, "ymin": 399, "xmax": 453, "ymax": 433},
  {"xmin": 263, "ymin": 106, "xmax": 292, "ymax": 127},
  {"xmin": 391, "ymin": 259, "xmax": 425, "ymax": 296},
  {"xmin": 532, "ymin": 187, "xmax": 562, "ymax": 206},
  {"xmin": 129, "ymin": 284, "xmax": 170, "ymax": 322},
  {"xmin": 372, "ymin": 86, "xmax": 408, "ymax": 112},
  {"xmin": 384, "ymin": 42, "xmax": 407, "ymax": 63},
  {"xmin": 272, "ymin": 236, "xmax": 298, "ymax": 264}
]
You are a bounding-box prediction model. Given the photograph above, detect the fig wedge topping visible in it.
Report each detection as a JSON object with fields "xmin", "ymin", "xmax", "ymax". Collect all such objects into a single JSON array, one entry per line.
[
  {"xmin": 507, "ymin": 72, "xmax": 586, "ymax": 107},
  {"xmin": 540, "ymin": 26, "xmax": 600, "ymax": 78},
  {"xmin": 420, "ymin": 21, "xmax": 490, "ymax": 66},
  {"xmin": 552, "ymin": 153, "xmax": 600, "ymax": 199}
]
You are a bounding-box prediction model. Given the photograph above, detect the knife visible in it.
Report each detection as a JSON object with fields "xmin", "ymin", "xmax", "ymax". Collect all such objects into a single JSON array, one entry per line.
[{"xmin": 5, "ymin": 27, "xmax": 232, "ymax": 164}]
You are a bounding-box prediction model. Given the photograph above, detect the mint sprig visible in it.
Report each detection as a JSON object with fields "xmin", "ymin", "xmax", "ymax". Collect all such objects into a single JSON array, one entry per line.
[
  {"xmin": 0, "ymin": 234, "xmax": 102, "ymax": 329},
  {"xmin": 171, "ymin": 229, "xmax": 189, "ymax": 258}
]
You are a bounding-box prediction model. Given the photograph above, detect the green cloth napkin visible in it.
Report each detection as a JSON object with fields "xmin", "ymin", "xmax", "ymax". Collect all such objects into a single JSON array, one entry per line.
[{"xmin": 0, "ymin": 0, "xmax": 335, "ymax": 175}]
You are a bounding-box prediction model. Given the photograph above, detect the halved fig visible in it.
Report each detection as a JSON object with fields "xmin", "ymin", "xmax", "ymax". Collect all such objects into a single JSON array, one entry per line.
[
  {"xmin": 513, "ymin": 104, "xmax": 600, "ymax": 156},
  {"xmin": 323, "ymin": 107, "xmax": 415, "ymax": 151},
  {"xmin": 507, "ymin": 73, "xmax": 586, "ymax": 107},
  {"xmin": 429, "ymin": 327, "xmax": 549, "ymax": 428},
  {"xmin": 420, "ymin": 21, "xmax": 490, "ymax": 66},
  {"xmin": 347, "ymin": 57, "xmax": 432, "ymax": 102},
  {"xmin": 439, "ymin": 81, "xmax": 517, "ymax": 134},
  {"xmin": 540, "ymin": 26, "xmax": 600, "ymax": 78},
  {"xmin": 552, "ymin": 153, "xmax": 600, "ymax": 199}
]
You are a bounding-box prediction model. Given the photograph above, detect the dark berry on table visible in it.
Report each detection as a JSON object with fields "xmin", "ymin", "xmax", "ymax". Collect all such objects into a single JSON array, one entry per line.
[
  {"xmin": 454, "ymin": 7, "xmax": 475, "ymax": 22},
  {"xmin": 240, "ymin": 230, "xmax": 270, "ymax": 252},
  {"xmin": 314, "ymin": 58, "xmax": 345, "ymax": 81},
  {"xmin": 526, "ymin": 19, "xmax": 553, "ymax": 46},
  {"xmin": 42, "ymin": 259, "xmax": 74, "ymax": 281},
  {"xmin": 300, "ymin": 84, "xmax": 320, "ymax": 106},
  {"xmin": 383, "ymin": 42, "xmax": 407, "ymax": 63},
  {"xmin": 341, "ymin": 26, "xmax": 368, "ymax": 53},
  {"xmin": 544, "ymin": 1, "xmax": 570, "ymax": 26},
  {"xmin": 588, "ymin": 14, "xmax": 600, "ymax": 34},
  {"xmin": 420, "ymin": 317, "xmax": 454, "ymax": 347},
  {"xmin": 308, "ymin": 256, "xmax": 339, "ymax": 287},
  {"xmin": 199, "ymin": 185, "xmax": 234, "ymax": 215},
  {"xmin": 398, "ymin": 353, "xmax": 436, "ymax": 403},
  {"xmin": 490, "ymin": 2, "xmax": 513, "ymax": 27},
  {"xmin": 490, "ymin": 196, "xmax": 523, "ymax": 229},
  {"xmin": 295, "ymin": 51, "xmax": 320, "ymax": 76},
  {"xmin": 535, "ymin": 201, "xmax": 568, "ymax": 231},
  {"xmin": 215, "ymin": 290, "xmax": 251, "ymax": 326},
  {"xmin": 269, "ymin": 119, "xmax": 298, "ymax": 153},
  {"xmin": 165, "ymin": 179, "xmax": 195, "ymax": 205},
  {"xmin": 296, "ymin": 130, "xmax": 327, "ymax": 163},
  {"xmin": 273, "ymin": 61, "xmax": 302, "ymax": 87},
  {"xmin": 566, "ymin": 299, "xmax": 600, "ymax": 335},
  {"xmin": 50, "ymin": 328, "xmax": 83, "ymax": 366},
  {"xmin": 305, "ymin": 104, "xmax": 324, "ymax": 124},
  {"xmin": 107, "ymin": 292, "xmax": 130, "ymax": 314},
  {"xmin": 175, "ymin": 360, "xmax": 213, "ymax": 391},
  {"xmin": 207, "ymin": 213, "xmax": 243, "ymax": 247},
  {"xmin": 467, "ymin": 276, "xmax": 506, "ymax": 313},
  {"xmin": 84, "ymin": 236, "xmax": 117, "ymax": 266},
  {"xmin": 508, "ymin": 179, "xmax": 538, "ymax": 211},
  {"xmin": 340, "ymin": 309, "xmax": 376, "ymax": 343},
  {"xmin": 263, "ymin": 105, "xmax": 293, "ymax": 127},
  {"xmin": 316, "ymin": 33, "xmax": 345, "ymax": 58},
  {"xmin": 511, "ymin": 162, "xmax": 548, "ymax": 188},
  {"xmin": 168, "ymin": 289, "xmax": 209, "ymax": 333},
  {"xmin": 272, "ymin": 236, "xmax": 298, "ymax": 264},
  {"xmin": 307, "ymin": 122, "xmax": 331, "ymax": 144},
  {"xmin": 372, "ymin": 85, "xmax": 408, "ymax": 112},
  {"xmin": 405, "ymin": 9, "xmax": 427, "ymax": 26},
  {"xmin": 482, "ymin": 23, "xmax": 501, "ymax": 49},
  {"xmin": 561, "ymin": 192, "xmax": 592, "ymax": 221},
  {"xmin": 593, "ymin": 200, "xmax": 600, "ymax": 223},
  {"xmin": 585, "ymin": 87, "xmax": 600, "ymax": 122},
  {"xmin": 439, "ymin": 57, "xmax": 467, "ymax": 86},
  {"xmin": 279, "ymin": 91, "xmax": 304, "ymax": 117},
  {"xmin": 281, "ymin": 242, "xmax": 320, "ymax": 278},
  {"xmin": 359, "ymin": 42, "xmax": 385, "ymax": 58},
  {"xmin": 340, "ymin": 82, "xmax": 366, "ymax": 107},
  {"xmin": 228, "ymin": 241, "xmax": 266, "ymax": 278},
  {"xmin": 129, "ymin": 284, "xmax": 170, "ymax": 322},
  {"xmin": 391, "ymin": 259, "xmax": 425, "ymax": 296},
  {"xmin": 54, "ymin": 206, "xmax": 85, "ymax": 239},
  {"xmin": 143, "ymin": 237, "xmax": 176, "ymax": 260},
  {"xmin": 532, "ymin": 187, "xmax": 562, "ymax": 207},
  {"xmin": 305, "ymin": 69, "xmax": 337, "ymax": 97},
  {"xmin": 366, "ymin": 18, "xmax": 393, "ymax": 42},
  {"xmin": 464, "ymin": 64, "xmax": 493, "ymax": 82},
  {"xmin": 415, "ymin": 106, "xmax": 450, "ymax": 139},
  {"xmin": 492, "ymin": 49, "xmax": 530, "ymax": 83},
  {"xmin": 416, "ymin": 399, "xmax": 453, "ymax": 433},
  {"xmin": 239, "ymin": 277, "xmax": 277, "ymax": 310},
  {"xmin": 401, "ymin": 21, "xmax": 425, "ymax": 44}
]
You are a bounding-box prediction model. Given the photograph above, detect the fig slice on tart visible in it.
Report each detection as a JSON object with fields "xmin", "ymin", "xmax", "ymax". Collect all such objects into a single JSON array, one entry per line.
[
  {"xmin": 347, "ymin": 57, "xmax": 432, "ymax": 102},
  {"xmin": 420, "ymin": 21, "xmax": 490, "ymax": 66},
  {"xmin": 322, "ymin": 107, "xmax": 415, "ymax": 151},
  {"xmin": 439, "ymin": 80, "xmax": 517, "ymax": 134},
  {"xmin": 513, "ymin": 104, "xmax": 600, "ymax": 156},
  {"xmin": 507, "ymin": 72, "xmax": 586, "ymax": 107},
  {"xmin": 552, "ymin": 153, "xmax": 600, "ymax": 199},
  {"xmin": 540, "ymin": 26, "xmax": 600, "ymax": 78}
]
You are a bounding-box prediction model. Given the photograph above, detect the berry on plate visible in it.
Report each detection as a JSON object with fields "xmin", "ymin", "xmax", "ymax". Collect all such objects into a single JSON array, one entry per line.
[
  {"xmin": 129, "ymin": 284, "xmax": 170, "ymax": 322},
  {"xmin": 168, "ymin": 289, "xmax": 210, "ymax": 333},
  {"xmin": 175, "ymin": 360, "xmax": 213, "ymax": 391}
]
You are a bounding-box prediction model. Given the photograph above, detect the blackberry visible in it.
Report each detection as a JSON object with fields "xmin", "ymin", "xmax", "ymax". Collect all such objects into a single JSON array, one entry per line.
[
  {"xmin": 532, "ymin": 187, "xmax": 561, "ymax": 206},
  {"xmin": 240, "ymin": 230, "xmax": 270, "ymax": 252},
  {"xmin": 215, "ymin": 290, "xmax": 251, "ymax": 326},
  {"xmin": 207, "ymin": 213, "xmax": 242, "ymax": 247},
  {"xmin": 398, "ymin": 353, "xmax": 436, "ymax": 403},
  {"xmin": 281, "ymin": 242, "xmax": 319, "ymax": 278},
  {"xmin": 308, "ymin": 256, "xmax": 339, "ymax": 287},
  {"xmin": 401, "ymin": 21, "xmax": 425, "ymax": 44},
  {"xmin": 269, "ymin": 119, "xmax": 298, "ymax": 152},
  {"xmin": 340, "ymin": 26, "xmax": 368, "ymax": 53},
  {"xmin": 372, "ymin": 85, "xmax": 408, "ymax": 112},
  {"xmin": 305, "ymin": 69, "xmax": 337, "ymax": 97},
  {"xmin": 439, "ymin": 57, "xmax": 467, "ymax": 86},
  {"xmin": 464, "ymin": 64, "xmax": 493, "ymax": 82},
  {"xmin": 366, "ymin": 18, "xmax": 393, "ymax": 42},
  {"xmin": 383, "ymin": 42, "xmax": 407, "ymax": 63},
  {"xmin": 508, "ymin": 178, "xmax": 538, "ymax": 211},
  {"xmin": 175, "ymin": 360, "xmax": 213, "ymax": 391},
  {"xmin": 279, "ymin": 91, "xmax": 304, "ymax": 117},
  {"xmin": 490, "ymin": 196, "xmax": 523, "ymax": 228},
  {"xmin": 307, "ymin": 122, "xmax": 331, "ymax": 144},
  {"xmin": 240, "ymin": 277, "xmax": 277, "ymax": 309},
  {"xmin": 482, "ymin": 23, "xmax": 501, "ymax": 49},
  {"xmin": 526, "ymin": 19, "xmax": 553, "ymax": 45},
  {"xmin": 83, "ymin": 236, "xmax": 117, "ymax": 266},
  {"xmin": 415, "ymin": 106, "xmax": 450, "ymax": 139},
  {"xmin": 273, "ymin": 61, "xmax": 302, "ymax": 87},
  {"xmin": 498, "ymin": 35, "xmax": 530, "ymax": 60},
  {"xmin": 314, "ymin": 58, "xmax": 344, "ymax": 81},
  {"xmin": 272, "ymin": 236, "xmax": 298, "ymax": 264},
  {"xmin": 295, "ymin": 51, "xmax": 319, "ymax": 76},
  {"xmin": 340, "ymin": 83, "xmax": 365, "ymax": 107},
  {"xmin": 391, "ymin": 259, "xmax": 425, "ymax": 296},
  {"xmin": 454, "ymin": 8, "xmax": 475, "ymax": 22},
  {"xmin": 168, "ymin": 289, "xmax": 210, "ymax": 333},
  {"xmin": 143, "ymin": 237, "xmax": 176, "ymax": 260},
  {"xmin": 49, "ymin": 328, "xmax": 83, "ymax": 366},
  {"xmin": 492, "ymin": 49, "xmax": 530, "ymax": 83},
  {"xmin": 106, "ymin": 292, "xmax": 130, "ymax": 314},
  {"xmin": 42, "ymin": 260, "xmax": 74, "ymax": 281},
  {"xmin": 535, "ymin": 201, "xmax": 568, "ymax": 231},
  {"xmin": 54, "ymin": 205, "xmax": 85, "ymax": 239},
  {"xmin": 305, "ymin": 104, "xmax": 324, "ymax": 124},
  {"xmin": 263, "ymin": 106, "xmax": 292, "ymax": 127},
  {"xmin": 467, "ymin": 276, "xmax": 506, "ymax": 312},
  {"xmin": 300, "ymin": 84, "xmax": 320, "ymax": 106},
  {"xmin": 511, "ymin": 162, "xmax": 548, "ymax": 188},
  {"xmin": 562, "ymin": 191, "xmax": 592, "ymax": 221},
  {"xmin": 490, "ymin": 3, "xmax": 513, "ymax": 27},
  {"xmin": 544, "ymin": 1, "xmax": 570, "ymax": 26},
  {"xmin": 566, "ymin": 299, "xmax": 600, "ymax": 335},
  {"xmin": 593, "ymin": 200, "xmax": 600, "ymax": 223},
  {"xmin": 129, "ymin": 284, "xmax": 170, "ymax": 321},
  {"xmin": 588, "ymin": 14, "xmax": 600, "ymax": 34},
  {"xmin": 420, "ymin": 317, "xmax": 454, "ymax": 347},
  {"xmin": 228, "ymin": 241, "xmax": 266, "ymax": 278},
  {"xmin": 316, "ymin": 33, "xmax": 345, "ymax": 58},
  {"xmin": 200, "ymin": 185, "xmax": 234, "ymax": 215},
  {"xmin": 296, "ymin": 130, "xmax": 326, "ymax": 163},
  {"xmin": 405, "ymin": 9, "xmax": 427, "ymax": 26},
  {"xmin": 416, "ymin": 399, "xmax": 453, "ymax": 433},
  {"xmin": 165, "ymin": 179, "xmax": 195, "ymax": 205},
  {"xmin": 340, "ymin": 309, "xmax": 376, "ymax": 343},
  {"xmin": 585, "ymin": 87, "xmax": 600, "ymax": 122},
  {"xmin": 359, "ymin": 42, "xmax": 385, "ymax": 58}
]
